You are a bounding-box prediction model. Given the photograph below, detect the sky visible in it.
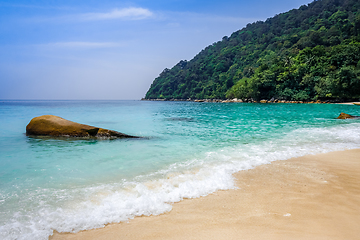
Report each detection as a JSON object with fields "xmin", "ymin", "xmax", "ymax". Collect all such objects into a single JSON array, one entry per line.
[{"xmin": 0, "ymin": 0, "xmax": 313, "ymax": 100}]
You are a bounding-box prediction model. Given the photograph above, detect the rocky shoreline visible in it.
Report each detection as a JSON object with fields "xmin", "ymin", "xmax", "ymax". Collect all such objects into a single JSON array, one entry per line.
[{"xmin": 141, "ymin": 98, "xmax": 350, "ymax": 104}]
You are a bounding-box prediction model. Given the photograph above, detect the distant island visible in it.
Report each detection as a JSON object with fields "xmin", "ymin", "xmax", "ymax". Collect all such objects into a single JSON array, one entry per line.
[{"xmin": 144, "ymin": 0, "xmax": 360, "ymax": 102}]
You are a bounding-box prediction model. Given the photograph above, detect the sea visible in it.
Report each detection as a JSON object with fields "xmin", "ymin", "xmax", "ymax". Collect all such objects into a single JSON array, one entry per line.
[{"xmin": 0, "ymin": 100, "xmax": 359, "ymax": 240}]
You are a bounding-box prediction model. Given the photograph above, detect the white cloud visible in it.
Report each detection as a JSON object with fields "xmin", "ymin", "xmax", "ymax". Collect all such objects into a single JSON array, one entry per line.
[{"xmin": 81, "ymin": 7, "xmax": 153, "ymax": 21}]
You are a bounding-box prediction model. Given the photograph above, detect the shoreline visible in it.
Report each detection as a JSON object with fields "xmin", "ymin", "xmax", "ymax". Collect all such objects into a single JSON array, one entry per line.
[
  {"xmin": 51, "ymin": 148, "xmax": 360, "ymax": 240},
  {"xmin": 141, "ymin": 98, "xmax": 360, "ymax": 104}
]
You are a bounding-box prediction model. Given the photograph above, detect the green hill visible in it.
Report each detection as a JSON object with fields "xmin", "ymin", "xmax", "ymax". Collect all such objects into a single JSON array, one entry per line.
[{"xmin": 144, "ymin": 0, "xmax": 360, "ymax": 102}]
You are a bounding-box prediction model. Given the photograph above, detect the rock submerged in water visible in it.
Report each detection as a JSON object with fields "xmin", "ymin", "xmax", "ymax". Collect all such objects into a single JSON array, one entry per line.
[
  {"xmin": 26, "ymin": 115, "xmax": 138, "ymax": 139},
  {"xmin": 337, "ymin": 112, "xmax": 360, "ymax": 119}
]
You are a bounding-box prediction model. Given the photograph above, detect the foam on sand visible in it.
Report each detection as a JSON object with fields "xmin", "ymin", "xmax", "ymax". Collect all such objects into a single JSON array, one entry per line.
[{"xmin": 52, "ymin": 149, "xmax": 360, "ymax": 240}]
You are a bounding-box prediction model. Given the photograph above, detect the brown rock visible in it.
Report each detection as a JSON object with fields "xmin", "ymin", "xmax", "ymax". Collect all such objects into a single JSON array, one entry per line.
[
  {"xmin": 336, "ymin": 112, "xmax": 360, "ymax": 119},
  {"xmin": 26, "ymin": 115, "xmax": 138, "ymax": 139}
]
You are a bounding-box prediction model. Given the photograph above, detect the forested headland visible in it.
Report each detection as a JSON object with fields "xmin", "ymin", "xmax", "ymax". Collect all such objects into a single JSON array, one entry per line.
[{"xmin": 144, "ymin": 0, "xmax": 360, "ymax": 102}]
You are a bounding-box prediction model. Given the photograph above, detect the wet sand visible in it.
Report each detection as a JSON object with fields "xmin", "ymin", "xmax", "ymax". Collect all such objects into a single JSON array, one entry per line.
[{"xmin": 51, "ymin": 149, "xmax": 360, "ymax": 240}]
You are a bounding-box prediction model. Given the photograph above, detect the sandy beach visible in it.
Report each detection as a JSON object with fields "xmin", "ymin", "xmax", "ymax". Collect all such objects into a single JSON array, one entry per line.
[
  {"xmin": 337, "ymin": 102, "xmax": 360, "ymax": 105},
  {"xmin": 51, "ymin": 149, "xmax": 360, "ymax": 240}
]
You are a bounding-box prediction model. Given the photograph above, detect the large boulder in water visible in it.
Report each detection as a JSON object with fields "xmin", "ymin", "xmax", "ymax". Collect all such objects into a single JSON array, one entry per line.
[
  {"xmin": 337, "ymin": 112, "xmax": 360, "ymax": 119},
  {"xmin": 26, "ymin": 115, "xmax": 138, "ymax": 139}
]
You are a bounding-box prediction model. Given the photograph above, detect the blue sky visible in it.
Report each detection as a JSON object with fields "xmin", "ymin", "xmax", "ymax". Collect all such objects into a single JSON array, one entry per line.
[{"xmin": 0, "ymin": 0, "xmax": 313, "ymax": 100}]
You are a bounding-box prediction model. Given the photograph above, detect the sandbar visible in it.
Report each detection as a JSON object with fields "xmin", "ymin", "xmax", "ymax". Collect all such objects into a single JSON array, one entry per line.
[{"xmin": 51, "ymin": 149, "xmax": 360, "ymax": 240}]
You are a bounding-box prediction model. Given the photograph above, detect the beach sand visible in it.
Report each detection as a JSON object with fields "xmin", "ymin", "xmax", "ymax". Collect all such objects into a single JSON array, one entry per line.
[
  {"xmin": 337, "ymin": 102, "xmax": 360, "ymax": 105},
  {"xmin": 51, "ymin": 149, "xmax": 360, "ymax": 240}
]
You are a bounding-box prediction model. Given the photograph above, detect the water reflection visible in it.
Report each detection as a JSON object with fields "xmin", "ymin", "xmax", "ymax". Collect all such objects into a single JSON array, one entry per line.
[{"xmin": 26, "ymin": 135, "xmax": 99, "ymax": 149}]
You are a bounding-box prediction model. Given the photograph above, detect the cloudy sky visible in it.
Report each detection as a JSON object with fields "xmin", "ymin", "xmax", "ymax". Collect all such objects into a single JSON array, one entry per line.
[{"xmin": 0, "ymin": 0, "xmax": 313, "ymax": 100}]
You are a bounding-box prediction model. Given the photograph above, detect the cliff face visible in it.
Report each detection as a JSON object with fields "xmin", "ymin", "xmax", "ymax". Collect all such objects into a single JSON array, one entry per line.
[{"xmin": 145, "ymin": 0, "xmax": 360, "ymax": 102}]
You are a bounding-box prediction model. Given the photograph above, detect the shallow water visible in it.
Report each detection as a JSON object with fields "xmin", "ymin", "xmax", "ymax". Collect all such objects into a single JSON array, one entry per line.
[{"xmin": 0, "ymin": 100, "xmax": 359, "ymax": 239}]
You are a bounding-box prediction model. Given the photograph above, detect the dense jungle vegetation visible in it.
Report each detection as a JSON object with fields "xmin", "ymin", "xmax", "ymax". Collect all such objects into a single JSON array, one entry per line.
[{"xmin": 145, "ymin": 0, "xmax": 360, "ymax": 101}]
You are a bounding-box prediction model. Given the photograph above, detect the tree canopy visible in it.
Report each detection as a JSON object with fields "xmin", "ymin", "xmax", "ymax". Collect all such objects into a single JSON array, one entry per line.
[{"xmin": 145, "ymin": 0, "xmax": 360, "ymax": 102}]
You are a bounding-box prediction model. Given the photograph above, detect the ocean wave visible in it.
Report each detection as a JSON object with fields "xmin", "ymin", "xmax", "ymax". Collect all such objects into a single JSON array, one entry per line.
[{"xmin": 1, "ymin": 123, "xmax": 360, "ymax": 240}]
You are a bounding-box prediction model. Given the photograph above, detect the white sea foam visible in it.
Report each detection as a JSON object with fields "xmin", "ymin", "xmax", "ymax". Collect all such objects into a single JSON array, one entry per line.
[{"xmin": 1, "ymin": 123, "xmax": 360, "ymax": 240}]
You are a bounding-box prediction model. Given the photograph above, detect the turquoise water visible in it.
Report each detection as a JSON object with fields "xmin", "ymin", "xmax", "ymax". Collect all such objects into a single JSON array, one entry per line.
[{"xmin": 0, "ymin": 100, "xmax": 359, "ymax": 239}]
